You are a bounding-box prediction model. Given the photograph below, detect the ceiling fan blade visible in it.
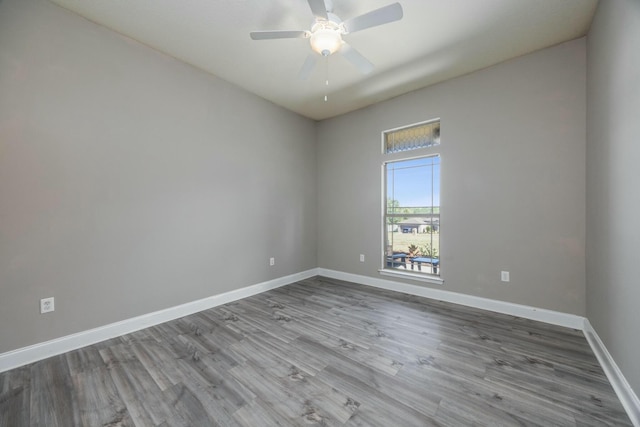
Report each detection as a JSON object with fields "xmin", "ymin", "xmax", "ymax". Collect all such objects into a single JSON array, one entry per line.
[
  {"xmin": 250, "ymin": 30, "xmax": 308, "ymax": 40},
  {"xmin": 307, "ymin": 0, "xmax": 329, "ymax": 21},
  {"xmin": 297, "ymin": 54, "xmax": 318, "ymax": 80},
  {"xmin": 339, "ymin": 43, "xmax": 374, "ymax": 74},
  {"xmin": 342, "ymin": 2, "xmax": 403, "ymax": 34}
]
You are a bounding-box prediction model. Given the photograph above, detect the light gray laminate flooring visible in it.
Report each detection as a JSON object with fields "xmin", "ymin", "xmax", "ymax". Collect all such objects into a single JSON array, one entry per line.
[{"xmin": 0, "ymin": 276, "xmax": 633, "ymax": 426}]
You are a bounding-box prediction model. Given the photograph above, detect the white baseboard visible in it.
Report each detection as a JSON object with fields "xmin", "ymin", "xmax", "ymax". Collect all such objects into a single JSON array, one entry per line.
[
  {"xmin": 0, "ymin": 269, "xmax": 318, "ymax": 373},
  {"xmin": 583, "ymin": 319, "xmax": 640, "ymax": 427},
  {"xmin": 317, "ymin": 268, "xmax": 585, "ymax": 330}
]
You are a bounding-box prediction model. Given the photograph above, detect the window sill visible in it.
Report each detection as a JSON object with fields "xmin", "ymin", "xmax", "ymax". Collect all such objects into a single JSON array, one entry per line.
[{"xmin": 378, "ymin": 269, "xmax": 444, "ymax": 285}]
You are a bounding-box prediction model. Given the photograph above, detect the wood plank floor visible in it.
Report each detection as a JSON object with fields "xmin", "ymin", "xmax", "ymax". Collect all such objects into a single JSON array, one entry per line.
[{"xmin": 0, "ymin": 276, "xmax": 633, "ymax": 426}]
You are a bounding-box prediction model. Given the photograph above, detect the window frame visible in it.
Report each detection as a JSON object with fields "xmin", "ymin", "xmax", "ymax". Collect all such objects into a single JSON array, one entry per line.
[{"xmin": 379, "ymin": 121, "xmax": 443, "ymax": 285}]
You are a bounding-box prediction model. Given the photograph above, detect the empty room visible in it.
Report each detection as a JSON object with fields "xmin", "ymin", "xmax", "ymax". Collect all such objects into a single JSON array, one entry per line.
[{"xmin": 1, "ymin": 0, "xmax": 639, "ymax": 425}]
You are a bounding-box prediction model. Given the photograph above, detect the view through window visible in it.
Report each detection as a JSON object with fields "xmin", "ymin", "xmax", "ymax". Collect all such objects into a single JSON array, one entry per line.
[{"xmin": 384, "ymin": 155, "xmax": 441, "ymax": 276}]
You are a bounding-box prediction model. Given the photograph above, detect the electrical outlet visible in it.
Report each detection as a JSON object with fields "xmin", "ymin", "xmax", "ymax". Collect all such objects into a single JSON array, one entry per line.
[
  {"xmin": 40, "ymin": 297, "xmax": 55, "ymax": 314},
  {"xmin": 269, "ymin": 257, "xmax": 275, "ymax": 266},
  {"xmin": 501, "ymin": 271, "xmax": 510, "ymax": 282},
  {"xmin": 359, "ymin": 254, "xmax": 365, "ymax": 262}
]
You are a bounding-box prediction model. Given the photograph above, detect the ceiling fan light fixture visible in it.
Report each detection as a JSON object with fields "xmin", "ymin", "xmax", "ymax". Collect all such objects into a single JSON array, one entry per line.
[
  {"xmin": 250, "ymin": 1, "xmax": 404, "ymax": 76},
  {"xmin": 310, "ymin": 28, "xmax": 342, "ymax": 56}
]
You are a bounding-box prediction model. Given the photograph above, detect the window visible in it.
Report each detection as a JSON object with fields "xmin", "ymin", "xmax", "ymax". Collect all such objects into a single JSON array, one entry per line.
[
  {"xmin": 383, "ymin": 152, "xmax": 441, "ymax": 280},
  {"xmin": 384, "ymin": 121, "xmax": 440, "ymax": 153}
]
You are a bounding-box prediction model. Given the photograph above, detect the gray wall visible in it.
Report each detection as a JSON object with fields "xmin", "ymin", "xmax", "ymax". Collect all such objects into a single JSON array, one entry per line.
[
  {"xmin": 586, "ymin": 0, "xmax": 640, "ymax": 395},
  {"xmin": 0, "ymin": 0, "xmax": 317, "ymax": 354},
  {"xmin": 317, "ymin": 38, "xmax": 587, "ymax": 315}
]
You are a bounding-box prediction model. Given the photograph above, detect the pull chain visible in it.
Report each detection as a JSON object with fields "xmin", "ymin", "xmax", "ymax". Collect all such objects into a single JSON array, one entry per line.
[{"xmin": 324, "ymin": 53, "xmax": 329, "ymax": 102}]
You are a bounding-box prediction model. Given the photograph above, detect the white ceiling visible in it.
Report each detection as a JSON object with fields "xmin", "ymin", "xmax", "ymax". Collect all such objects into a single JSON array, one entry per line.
[{"xmin": 48, "ymin": 0, "xmax": 598, "ymax": 121}]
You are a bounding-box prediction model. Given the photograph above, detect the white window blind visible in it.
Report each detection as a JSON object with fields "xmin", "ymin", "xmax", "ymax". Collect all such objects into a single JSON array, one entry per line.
[{"xmin": 384, "ymin": 120, "xmax": 440, "ymax": 154}]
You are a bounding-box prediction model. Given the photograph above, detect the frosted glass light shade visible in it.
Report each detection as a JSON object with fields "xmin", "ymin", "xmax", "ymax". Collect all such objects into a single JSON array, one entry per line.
[{"xmin": 310, "ymin": 28, "xmax": 342, "ymax": 56}]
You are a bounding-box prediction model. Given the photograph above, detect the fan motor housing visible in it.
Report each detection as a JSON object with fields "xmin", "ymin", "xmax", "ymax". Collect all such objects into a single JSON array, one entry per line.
[{"xmin": 310, "ymin": 14, "xmax": 343, "ymax": 56}]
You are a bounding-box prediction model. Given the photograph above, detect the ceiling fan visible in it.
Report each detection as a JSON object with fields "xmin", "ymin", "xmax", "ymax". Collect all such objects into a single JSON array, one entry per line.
[{"xmin": 250, "ymin": 0, "xmax": 403, "ymax": 79}]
